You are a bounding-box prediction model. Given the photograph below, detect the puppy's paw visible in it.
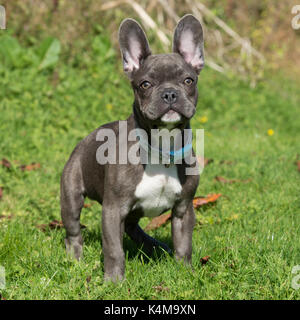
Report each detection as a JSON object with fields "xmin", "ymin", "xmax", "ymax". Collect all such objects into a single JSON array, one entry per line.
[
  {"xmin": 103, "ymin": 272, "xmax": 125, "ymax": 283},
  {"xmin": 65, "ymin": 236, "xmax": 83, "ymax": 261}
]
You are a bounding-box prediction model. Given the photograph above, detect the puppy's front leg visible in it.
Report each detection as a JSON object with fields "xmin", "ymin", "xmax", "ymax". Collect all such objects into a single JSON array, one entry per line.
[
  {"xmin": 171, "ymin": 201, "xmax": 196, "ymax": 264},
  {"xmin": 102, "ymin": 201, "xmax": 126, "ymax": 282}
]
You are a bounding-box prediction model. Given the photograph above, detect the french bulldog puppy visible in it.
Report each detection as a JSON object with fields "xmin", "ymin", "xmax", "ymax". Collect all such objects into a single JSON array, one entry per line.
[{"xmin": 61, "ymin": 14, "xmax": 204, "ymax": 281}]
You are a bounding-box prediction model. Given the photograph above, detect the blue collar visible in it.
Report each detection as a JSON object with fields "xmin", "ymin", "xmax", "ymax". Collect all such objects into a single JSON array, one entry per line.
[
  {"xmin": 169, "ymin": 143, "xmax": 193, "ymax": 156},
  {"xmin": 135, "ymin": 127, "xmax": 193, "ymax": 164}
]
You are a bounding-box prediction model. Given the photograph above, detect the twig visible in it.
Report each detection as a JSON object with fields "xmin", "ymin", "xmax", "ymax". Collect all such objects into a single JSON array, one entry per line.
[
  {"xmin": 205, "ymin": 59, "xmax": 225, "ymax": 73},
  {"xmin": 128, "ymin": 0, "xmax": 170, "ymax": 47},
  {"xmin": 193, "ymin": 0, "xmax": 265, "ymax": 62},
  {"xmin": 100, "ymin": 0, "xmax": 170, "ymax": 47},
  {"xmin": 99, "ymin": 0, "xmax": 126, "ymax": 11},
  {"xmin": 157, "ymin": 0, "xmax": 179, "ymax": 22},
  {"xmin": 43, "ymin": 271, "xmax": 58, "ymax": 289}
]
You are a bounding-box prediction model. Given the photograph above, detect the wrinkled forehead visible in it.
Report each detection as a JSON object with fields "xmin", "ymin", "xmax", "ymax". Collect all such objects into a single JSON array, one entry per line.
[{"xmin": 137, "ymin": 53, "xmax": 196, "ymax": 82}]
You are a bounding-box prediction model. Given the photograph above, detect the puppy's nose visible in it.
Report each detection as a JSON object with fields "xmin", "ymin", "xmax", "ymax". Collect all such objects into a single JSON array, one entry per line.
[{"xmin": 161, "ymin": 89, "xmax": 177, "ymax": 104}]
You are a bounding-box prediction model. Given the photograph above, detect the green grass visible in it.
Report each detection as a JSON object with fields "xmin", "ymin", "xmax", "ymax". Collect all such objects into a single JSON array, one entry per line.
[{"xmin": 0, "ymin": 33, "xmax": 300, "ymax": 300}]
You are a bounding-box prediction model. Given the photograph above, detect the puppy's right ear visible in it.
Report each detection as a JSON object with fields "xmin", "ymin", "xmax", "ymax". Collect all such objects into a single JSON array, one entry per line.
[
  {"xmin": 173, "ymin": 14, "xmax": 204, "ymax": 74},
  {"xmin": 119, "ymin": 19, "xmax": 152, "ymax": 79}
]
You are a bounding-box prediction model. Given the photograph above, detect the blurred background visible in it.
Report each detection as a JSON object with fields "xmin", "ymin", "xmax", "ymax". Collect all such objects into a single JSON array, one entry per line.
[{"xmin": 1, "ymin": 0, "xmax": 300, "ymax": 82}]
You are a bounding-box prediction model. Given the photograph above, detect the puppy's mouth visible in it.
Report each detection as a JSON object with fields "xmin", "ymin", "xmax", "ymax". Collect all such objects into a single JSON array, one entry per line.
[{"xmin": 160, "ymin": 109, "xmax": 182, "ymax": 124}]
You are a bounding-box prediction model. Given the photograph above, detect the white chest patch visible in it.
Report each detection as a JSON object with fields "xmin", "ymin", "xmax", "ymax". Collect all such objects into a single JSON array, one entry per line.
[{"xmin": 133, "ymin": 164, "xmax": 182, "ymax": 217}]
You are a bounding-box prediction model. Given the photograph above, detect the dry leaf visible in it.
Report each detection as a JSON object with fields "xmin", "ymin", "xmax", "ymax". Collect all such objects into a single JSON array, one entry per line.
[
  {"xmin": 51, "ymin": 70, "xmax": 60, "ymax": 87},
  {"xmin": 200, "ymin": 255, "xmax": 210, "ymax": 265},
  {"xmin": 197, "ymin": 156, "xmax": 214, "ymax": 167},
  {"xmin": 193, "ymin": 194, "xmax": 222, "ymax": 209},
  {"xmin": 1, "ymin": 158, "xmax": 12, "ymax": 169},
  {"xmin": 0, "ymin": 187, "xmax": 2, "ymax": 199},
  {"xmin": 0, "ymin": 293, "xmax": 6, "ymax": 300},
  {"xmin": 19, "ymin": 162, "xmax": 41, "ymax": 171},
  {"xmin": 144, "ymin": 213, "xmax": 171, "ymax": 231},
  {"xmin": 145, "ymin": 194, "xmax": 222, "ymax": 230},
  {"xmin": 215, "ymin": 176, "xmax": 251, "ymax": 184},
  {"xmin": 296, "ymin": 160, "xmax": 300, "ymax": 173},
  {"xmin": 204, "ymin": 158, "xmax": 214, "ymax": 166},
  {"xmin": 219, "ymin": 160, "xmax": 234, "ymax": 165},
  {"xmin": 36, "ymin": 219, "xmax": 63, "ymax": 231},
  {"xmin": 37, "ymin": 219, "xmax": 86, "ymax": 232},
  {"xmin": 152, "ymin": 285, "xmax": 170, "ymax": 292},
  {"xmin": 215, "ymin": 176, "xmax": 234, "ymax": 183},
  {"xmin": 83, "ymin": 203, "xmax": 93, "ymax": 208}
]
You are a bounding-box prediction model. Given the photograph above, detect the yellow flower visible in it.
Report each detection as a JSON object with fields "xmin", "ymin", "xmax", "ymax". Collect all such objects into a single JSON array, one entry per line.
[
  {"xmin": 198, "ymin": 116, "xmax": 208, "ymax": 123},
  {"xmin": 267, "ymin": 129, "xmax": 274, "ymax": 136},
  {"xmin": 226, "ymin": 214, "xmax": 240, "ymax": 222},
  {"xmin": 105, "ymin": 103, "xmax": 113, "ymax": 111}
]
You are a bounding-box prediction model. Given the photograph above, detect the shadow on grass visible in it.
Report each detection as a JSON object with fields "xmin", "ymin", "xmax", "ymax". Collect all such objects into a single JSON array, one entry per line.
[{"xmin": 82, "ymin": 227, "xmax": 173, "ymax": 263}]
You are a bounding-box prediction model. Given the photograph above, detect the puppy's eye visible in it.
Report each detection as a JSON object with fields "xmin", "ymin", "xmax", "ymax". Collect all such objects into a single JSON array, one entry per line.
[
  {"xmin": 140, "ymin": 81, "xmax": 151, "ymax": 90},
  {"xmin": 184, "ymin": 78, "xmax": 194, "ymax": 86}
]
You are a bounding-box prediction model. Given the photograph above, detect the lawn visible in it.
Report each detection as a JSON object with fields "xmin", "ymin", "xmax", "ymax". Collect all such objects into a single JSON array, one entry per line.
[{"xmin": 0, "ymin": 32, "xmax": 299, "ymax": 300}]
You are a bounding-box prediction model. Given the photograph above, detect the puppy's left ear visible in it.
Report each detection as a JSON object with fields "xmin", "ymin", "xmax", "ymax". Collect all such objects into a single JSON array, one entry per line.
[{"xmin": 173, "ymin": 14, "xmax": 204, "ymax": 74}]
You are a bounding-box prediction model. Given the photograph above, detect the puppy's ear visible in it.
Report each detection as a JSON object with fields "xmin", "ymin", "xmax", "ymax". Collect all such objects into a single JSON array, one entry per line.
[
  {"xmin": 119, "ymin": 19, "xmax": 151, "ymax": 78},
  {"xmin": 173, "ymin": 14, "xmax": 204, "ymax": 74}
]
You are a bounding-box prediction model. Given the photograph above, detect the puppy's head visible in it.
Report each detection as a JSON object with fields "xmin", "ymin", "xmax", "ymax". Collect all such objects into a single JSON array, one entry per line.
[{"xmin": 119, "ymin": 14, "xmax": 204, "ymax": 129}]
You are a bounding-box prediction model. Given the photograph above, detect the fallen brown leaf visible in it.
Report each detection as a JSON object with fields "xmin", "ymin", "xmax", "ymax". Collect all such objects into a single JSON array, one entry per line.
[
  {"xmin": 152, "ymin": 282, "xmax": 170, "ymax": 292},
  {"xmin": 83, "ymin": 203, "xmax": 93, "ymax": 208},
  {"xmin": 219, "ymin": 160, "xmax": 234, "ymax": 165},
  {"xmin": 193, "ymin": 194, "xmax": 222, "ymax": 209},
  {"xmin": 0, "ymin": 187, "xmax": 2, "ymax": 199},
  {"xmin": 215, "ymin": 176, "xmax": 251, "ymax": 184},
  {"xmin": 200, "ymin": 255, "xmax": 210, "ymax": 265},
  {"xmin": 153, "ymin": 285, "xmax": 170, "ymax": 292},
  {"xmin": 0, "ymin": 293, "xmax": 6, "ymax": 300},
  {"xmin": 197, "ymin": 156, "xmax": 214, "ymax": 167},
  {"xmin": 51, "ymin": 70, "xmax": 60, "ymax": 87},
  {"xmin": 36, "ymin": 219, "xmax": 63, "ymax": 231},
  {"xmin": 1, "ymin": 158, "xmax": 12, "ymax": 169},
  {"xmin": 296, "ymin": 160, "xmax": 300, "ymax": 173},
  {"xmin": 215, "ymin": 176, "xmax": 234, "ymax": 183},
  {"xmin": 37, "ymin": 219, "xmax": 86, "ymax": 232},
  {"xmin": 145, "ymin": 194, "xmax": 222, "ymax": 230},
  {"xmin": 144, "ymin": 213, "xmax": 171, "ymax": 231},
  {"xmin": 19, "ymin": 162, "xmax": 41, "ymax": 172}
]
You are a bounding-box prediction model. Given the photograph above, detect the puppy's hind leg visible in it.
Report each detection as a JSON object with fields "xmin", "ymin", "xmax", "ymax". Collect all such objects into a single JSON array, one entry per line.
[{"xmin": 60, "ymin": 160, "xmax": 85, "ymax": 260}]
